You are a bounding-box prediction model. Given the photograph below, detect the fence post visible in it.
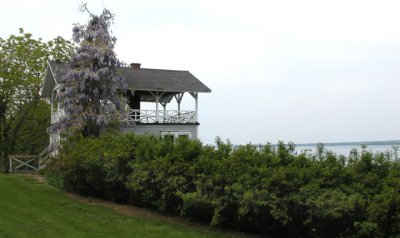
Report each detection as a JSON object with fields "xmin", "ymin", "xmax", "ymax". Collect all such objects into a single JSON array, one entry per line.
[{"xmin": 9, "ymin": 156, "xmax": 12, "ymax": 172}]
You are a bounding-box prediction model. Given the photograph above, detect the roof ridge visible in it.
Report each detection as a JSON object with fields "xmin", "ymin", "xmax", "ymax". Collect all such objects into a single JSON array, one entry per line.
[
  {"xmin": 119, "ymin": 67, "xmax": 189, "ymax": 73},
  {"xmin": 48, "ymin": 61, "xmax": 190, "ymax": 73}
]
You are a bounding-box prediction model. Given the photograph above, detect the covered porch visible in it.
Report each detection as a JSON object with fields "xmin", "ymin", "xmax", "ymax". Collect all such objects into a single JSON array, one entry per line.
[
  {"xmin": 123, "ymin": 90, "xmax": 199, "ymax": 124},
  {"xmin": 49, "ymin": 91, "xmax": 200, "ymax": 124},
  {"xmin": 117, "ymin": 63, "xmax": 210, "ymax": 125}
]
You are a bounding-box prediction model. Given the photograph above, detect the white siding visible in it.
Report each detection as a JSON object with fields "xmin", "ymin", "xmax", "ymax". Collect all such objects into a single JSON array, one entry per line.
[{"xmin": 122, "ymin": 124, "xmax": 199, "ymax": 139}]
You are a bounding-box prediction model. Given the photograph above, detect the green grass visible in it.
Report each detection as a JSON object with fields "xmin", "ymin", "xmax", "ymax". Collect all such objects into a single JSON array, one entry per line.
[{"xmin": 0, "ymin": 174, "xmax": 248, "ymax": 238}]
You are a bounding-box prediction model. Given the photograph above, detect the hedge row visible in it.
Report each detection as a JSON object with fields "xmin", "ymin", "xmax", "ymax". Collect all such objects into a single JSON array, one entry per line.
[{"xmin": 46, "ymin": 133, "xmax": 400, "ymax": 237}]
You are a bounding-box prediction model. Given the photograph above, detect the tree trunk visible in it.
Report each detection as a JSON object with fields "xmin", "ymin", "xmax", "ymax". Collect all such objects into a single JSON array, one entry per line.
[{"xmin": 0, "ymin": 100, "xmax": 9, "ymax": 173}]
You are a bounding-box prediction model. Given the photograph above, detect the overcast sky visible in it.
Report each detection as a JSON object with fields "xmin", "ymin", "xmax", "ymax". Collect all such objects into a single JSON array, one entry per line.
[{"xmin": 2, "ymin": 0, "xmax": 400, "ymax": 144}]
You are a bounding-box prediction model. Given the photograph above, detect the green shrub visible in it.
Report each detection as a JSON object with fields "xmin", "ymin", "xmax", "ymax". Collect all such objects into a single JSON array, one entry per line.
[
  {"xmin": 45, "ymin": 134, "xmax": 400, "ymax": 237},
  {"xmin": 46, "ymin": 132, "xmax": 137, "ymax": 203}
]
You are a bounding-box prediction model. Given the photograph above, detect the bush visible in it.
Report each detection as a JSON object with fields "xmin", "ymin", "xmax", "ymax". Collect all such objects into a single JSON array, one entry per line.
[
  {"xmin": 47, "ymin": 132, "xmax": 137, "ymax": 203},
  {"xmin": 46, "ymin": 134, "xmax": 400, "ymax": 237}
]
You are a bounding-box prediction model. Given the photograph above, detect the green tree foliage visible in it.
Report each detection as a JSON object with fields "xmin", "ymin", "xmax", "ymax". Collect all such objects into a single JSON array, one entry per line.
[
  {"xmin": 12, "ymin": 100, "xmax": 51, "ymax": 155},
  {"xmin": 46, "ymin": 134, "xmax": 400, "ymax": 237},
  {"xmin": 53, "ymin": 5, "xmax": 127, "ymax": 137},
  {"xmin": 0, "ymin": 28, "xmax": 74, "ymax": 172}
]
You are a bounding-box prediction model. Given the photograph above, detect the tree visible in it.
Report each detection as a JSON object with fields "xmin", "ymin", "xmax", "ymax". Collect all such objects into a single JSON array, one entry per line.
[
  {"xmin": 12, "ymin": 100, "xmax": 51, "ymax": 155},
  {"xmin": 54, "ymin": 4, "xmax": 127, "ymax": 137},
  {"xmin": 0, "ymin": 29, "xmax": 74, "ymax": 172}
]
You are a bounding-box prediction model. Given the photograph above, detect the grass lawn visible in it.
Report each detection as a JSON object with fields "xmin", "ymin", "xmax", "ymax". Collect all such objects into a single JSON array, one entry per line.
[{"xmin": 0, "ymin": 174, "xmax": 250, "ymax": 238}]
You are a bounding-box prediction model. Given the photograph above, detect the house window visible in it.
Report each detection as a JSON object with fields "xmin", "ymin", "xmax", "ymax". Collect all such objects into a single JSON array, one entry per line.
[
  {"xmin": 161, "ymin": 131, "xmax": 191, "ymax": 141},
  {"xmin": 178, "ymin": 134, "xmax": 189, "ymax": 139},
  {"xmin": 163, "ymin": 134, "xmax": 175, "ymax": 142}
]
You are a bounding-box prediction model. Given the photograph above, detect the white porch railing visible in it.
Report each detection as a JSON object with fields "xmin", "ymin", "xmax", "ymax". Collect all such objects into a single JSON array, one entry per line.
[
  {"xmin": 51, "ymin": 109, "xmax": 66, "ymax": 124},
  {"xmin": 125, "ymin": 109, "xmax": 197, "ymax": 123},
  {"xmin": 51, "ymin": 109, "xmax": 197, "ymax": 124}
]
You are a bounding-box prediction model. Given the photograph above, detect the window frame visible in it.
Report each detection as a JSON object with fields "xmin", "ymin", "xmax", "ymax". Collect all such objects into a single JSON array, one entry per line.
[{"xmin": 160, "ymin": 131, "xmax": 192, "ymax": 141}]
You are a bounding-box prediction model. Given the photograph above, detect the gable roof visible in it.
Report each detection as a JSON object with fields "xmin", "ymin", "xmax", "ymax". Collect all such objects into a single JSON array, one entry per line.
[
  {"xmin": 41, "ymin": 61, "xmax": 211, "ymax": 98},
  {"xmin": 117, "ymin": 67, "xmax": 211, "ymax": 93}
]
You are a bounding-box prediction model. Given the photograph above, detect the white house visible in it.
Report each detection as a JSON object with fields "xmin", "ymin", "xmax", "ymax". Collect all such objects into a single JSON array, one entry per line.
[{"xmin": 41, "ymin": 61, "xmax": 211, "ymax": 149}]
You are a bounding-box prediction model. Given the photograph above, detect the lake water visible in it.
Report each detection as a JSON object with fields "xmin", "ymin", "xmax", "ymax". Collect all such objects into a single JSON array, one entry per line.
[{"xmin": 295, "ymin": 144, "xmax": 399, "ymax": 156}]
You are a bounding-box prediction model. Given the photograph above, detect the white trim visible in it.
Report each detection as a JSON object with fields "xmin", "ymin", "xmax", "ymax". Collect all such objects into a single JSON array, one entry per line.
[
  {"xmin": 125, "ymin": 109, "xmax": 196, "ymax": 123},
  {"xmin": 174, "ymin": 93, "xmax": 184, "ymax": 111},
  {"xmin": 149, "ymin": 91, "xmax": 166, "ymax": 122},
  {"xmin": 189, "ymin": 92, "xmax": 198, "ymax": 121},
  {"xmin": 48, "ymin": 61, "xmax": 58, "ymax": 84},
  {"xmin": 53, "ymin": 83, "xmax": 63, "ymax": 91}
]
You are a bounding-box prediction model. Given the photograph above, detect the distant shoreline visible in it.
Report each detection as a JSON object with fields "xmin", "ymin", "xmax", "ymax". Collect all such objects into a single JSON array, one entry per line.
[{"xmin": 295, "ymin": 140, "xmax": 400, "ymax": 147}]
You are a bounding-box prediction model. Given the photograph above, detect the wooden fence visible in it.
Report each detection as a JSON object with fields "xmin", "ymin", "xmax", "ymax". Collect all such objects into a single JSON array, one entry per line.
[{"xmin": 9, "ymin": 147, "xmax": 51, "ymax": 172}]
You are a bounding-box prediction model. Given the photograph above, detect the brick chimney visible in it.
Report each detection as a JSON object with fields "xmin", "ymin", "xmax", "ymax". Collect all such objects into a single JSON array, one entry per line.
[{"xmin": 130, "ymin": 63, "xmax": 141, "ymax": 69}]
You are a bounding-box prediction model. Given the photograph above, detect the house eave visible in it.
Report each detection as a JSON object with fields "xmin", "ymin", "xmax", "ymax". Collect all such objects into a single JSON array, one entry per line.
[
  {"xmin": 129, "ymin": 88, "xmax": 211, "ymax": 93},
  {"xmin": 40, "ymin": 62, "xmax": 58, "ymax": 98},
  {"xmin": 135, "ymin": 122, "xmax": 200, "ymax": 126}
]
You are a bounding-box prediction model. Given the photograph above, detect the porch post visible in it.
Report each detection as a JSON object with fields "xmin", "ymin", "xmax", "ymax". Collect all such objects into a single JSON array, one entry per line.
[
  {"xmin": 175, "ymin": 93, "xmax": 184, "ymax": 112},
  {"xmin": 161, "ymin": 101, "xmax": 167, "ymax": 123},
  {"xmin": 150, "ymin": 91, "xmax": 165, "ymax": 123},
  {"xmin": 56, "ymin": 89, "xmax": 61, "ymax": 112},
  {"xmin": 155, "ymin": 92, "xmax": 159, "ymax": 122},
  {"xmin": 190, "ymin": 92, "xmax": 198, "ymax": 122},
  {"xmin": 50, "ymin": 102, "xmax": 54, "ymax": 122},
  {"xmin": 195, "ymin": 93, "xmax": 198, "ymax": 122},
  {"xmin": 50, "ymin": 91, "xmax": 54, "ymax": 123}
]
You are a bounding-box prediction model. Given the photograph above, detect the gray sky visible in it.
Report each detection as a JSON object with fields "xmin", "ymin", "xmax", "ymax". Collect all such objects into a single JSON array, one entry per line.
[{"xmin": 2, "ymin": 0, "xmax": 399, "ymax": 144}]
